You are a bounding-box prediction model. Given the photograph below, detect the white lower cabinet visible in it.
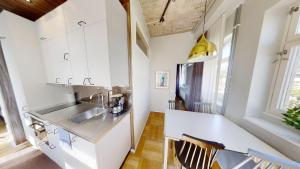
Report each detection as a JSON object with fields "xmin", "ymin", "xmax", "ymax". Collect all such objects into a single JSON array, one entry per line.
[
  {"xmin": 61, "ymin": 133, "xmax": 97, "ymax": 169},
  {"xmin": 96, "ymin": 113, "xmax": 131, "ymax": 169},
  {"xmin": 57, "ymin": 113, "xmax": 131, "ymax": 169},
  {"xmin": 41, "ymin": 123, "xmax": 65, "ymax": 168}
]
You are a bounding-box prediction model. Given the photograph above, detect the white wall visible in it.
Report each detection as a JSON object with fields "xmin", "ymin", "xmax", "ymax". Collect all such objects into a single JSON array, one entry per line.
[
  {"xmin": 130, "ymin": 0, "xmax": 151, "ymax": 149},
  {"xmin": 225, "ymin": 0, "xmax": 281, "ymax": 122},
  {"xmin": 0, "ymin": 11, "xmax": 74, "ymax": 112},
  {"xmin": 223, "ymin": 0, "xmax": 300, "ymax": 161},
  {"xmin": 149, "ymin": 32, "xmax": 195, "ymax": 112}
]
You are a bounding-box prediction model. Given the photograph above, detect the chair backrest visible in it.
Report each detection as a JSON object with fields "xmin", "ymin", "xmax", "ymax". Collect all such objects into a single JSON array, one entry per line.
[
  {"xmin": 233, "ymin": 149, "xmax": 300, "ymax": 169},
  {"xmin": 194, "ymin": 102, "xmax": 212, "ymax": 114},
  {"xmin": 175, "ymin": 134, "xmax": 225, "ymax": 169},
  {"xmin": 168, "ymin": 100, "xmax": 176, "ymax": 110}
]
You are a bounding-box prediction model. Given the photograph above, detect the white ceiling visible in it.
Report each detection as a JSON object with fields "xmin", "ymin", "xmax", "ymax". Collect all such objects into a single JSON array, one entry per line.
[{"xmin": 139, "ymin": 0, "xmax": 215, "ymax": 37}]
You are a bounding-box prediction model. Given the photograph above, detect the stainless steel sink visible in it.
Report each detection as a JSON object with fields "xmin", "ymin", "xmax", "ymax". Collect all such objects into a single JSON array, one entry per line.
[{"xmin": 71, "ymin": 107, "xmax": 107, "ymax": 123}]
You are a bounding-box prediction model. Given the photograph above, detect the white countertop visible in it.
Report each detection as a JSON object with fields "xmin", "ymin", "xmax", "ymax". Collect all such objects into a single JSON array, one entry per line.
[
  {"xmin": 165, "ymin": 110, "xmax": 286, "ymax": 159},
  {"xmin": 30, "ymin": 103, "xmax": 131, "ymax": 144}
]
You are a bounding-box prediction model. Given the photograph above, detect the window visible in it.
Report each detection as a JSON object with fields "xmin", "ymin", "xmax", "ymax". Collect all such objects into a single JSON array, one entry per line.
[
  {"xmin": 216, "ymin": 34, "xmax": 233, "ymax": 107},
  {"xmin": 268, "ymin": 4, "xmax": 300, "ymax": 114},
  {"xmin": 214, "ymin": 7, "xmax": 239, "ymax": 113},
  {"xmin": 179, "ymin": 64, "xmax": 187, "ymax": 88}
]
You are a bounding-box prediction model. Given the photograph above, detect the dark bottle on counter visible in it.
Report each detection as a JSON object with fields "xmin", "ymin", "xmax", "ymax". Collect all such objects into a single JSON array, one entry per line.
[{"xmin": 74, "ymin": 92, "xmax": 81, "ymax": 104}]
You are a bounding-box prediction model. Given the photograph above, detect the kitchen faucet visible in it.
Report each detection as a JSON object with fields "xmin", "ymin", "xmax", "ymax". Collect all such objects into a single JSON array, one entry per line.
[{"xmin": 90, "ymin": 91, "xmax": 105, "ymax": 109}]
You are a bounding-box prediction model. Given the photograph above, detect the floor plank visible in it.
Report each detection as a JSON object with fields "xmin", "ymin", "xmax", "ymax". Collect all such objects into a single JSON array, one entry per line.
[{"xmin": 121, "ymin": 112, "xmax": 181, "ymax": 169}]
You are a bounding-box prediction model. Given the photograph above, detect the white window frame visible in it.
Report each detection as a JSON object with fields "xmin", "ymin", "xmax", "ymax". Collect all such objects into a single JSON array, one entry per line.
[{"xmin": 267, "ymin": 3, "xmax": 300, "ymax": 118}]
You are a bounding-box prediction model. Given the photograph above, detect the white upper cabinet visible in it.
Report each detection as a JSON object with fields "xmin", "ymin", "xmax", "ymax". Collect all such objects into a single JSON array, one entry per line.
[
  {"xmin": 84, "ymin": 21, "xmax": 111, "ymax": 87},
  {"xmin": 37, "ymin": 0, "xmax": 129, "ymax": 87},
  {"xmin": 63, "ymin": 0, "xmax": 106, "ymax": 33},
  {"xmin": 36, "ymin": 6, "xmax": 66, "ymax": 40},
  {"xmin": 37, "ymin": 5, "xmax": 73, "ymax": 85}
]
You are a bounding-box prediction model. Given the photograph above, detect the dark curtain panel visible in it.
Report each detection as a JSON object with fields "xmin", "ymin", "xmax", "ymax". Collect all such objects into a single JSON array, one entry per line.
[
  {"xmin": 0, "ymin": 41, "xmax": 26, "ymax": 145},
  {"xmin": 175, "ymin": 64, "xmax": 181, "ymax": 97},
  {"xmin": 187, "ymin": 62, "xmax": 204, "ymax": 111}
]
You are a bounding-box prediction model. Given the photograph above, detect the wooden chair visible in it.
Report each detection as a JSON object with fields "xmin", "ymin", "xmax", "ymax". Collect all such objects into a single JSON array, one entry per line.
[
  {"xmin": 175, "ymin": 134, "xmax": 225, "ymax": 169},
  {"xmin": 233, "ymin": 149, "xmax": 300, "ymax": 169},
  {"xmin": 194, "ymin": 102, "xmax": 212, "ymax": 114},
  {"xmin": 168, "ymin": 100, "xmax": 176, "ymax": 110}
]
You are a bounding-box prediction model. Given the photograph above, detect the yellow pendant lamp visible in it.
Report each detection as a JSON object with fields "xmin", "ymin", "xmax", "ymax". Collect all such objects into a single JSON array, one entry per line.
[{"xmin": 188, "ymin": 0, "xmax": 217, "ymax": 62}]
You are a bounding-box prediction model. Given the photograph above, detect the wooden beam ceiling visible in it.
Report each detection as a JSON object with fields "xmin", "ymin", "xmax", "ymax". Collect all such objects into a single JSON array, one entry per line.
[{"xmin": 0, "ymin": 0, "xmax": 66, "ymax": 21}]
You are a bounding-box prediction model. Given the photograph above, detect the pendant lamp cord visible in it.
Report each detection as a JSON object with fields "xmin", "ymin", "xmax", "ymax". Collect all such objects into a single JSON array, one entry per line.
[{"xmin": 202, "ymin": 0, "xmax": 208, "ymax": 35}]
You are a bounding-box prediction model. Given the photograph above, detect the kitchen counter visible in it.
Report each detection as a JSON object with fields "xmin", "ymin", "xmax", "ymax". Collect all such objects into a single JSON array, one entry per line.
[{"xmin": 29, "ymin": 103, "xmax": 131, "ymax": 144}]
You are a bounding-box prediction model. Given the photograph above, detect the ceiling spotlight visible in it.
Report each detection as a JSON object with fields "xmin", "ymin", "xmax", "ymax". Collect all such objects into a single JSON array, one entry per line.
[{"xmin": 25, "ymin": 0, "xmax": 32, "ymax": 3}]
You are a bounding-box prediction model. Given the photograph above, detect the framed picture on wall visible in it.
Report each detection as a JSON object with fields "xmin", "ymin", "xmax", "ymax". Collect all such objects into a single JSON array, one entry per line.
[{"xmin": 155, "ymin": 71, "xmax": 169, "ymax": 89}]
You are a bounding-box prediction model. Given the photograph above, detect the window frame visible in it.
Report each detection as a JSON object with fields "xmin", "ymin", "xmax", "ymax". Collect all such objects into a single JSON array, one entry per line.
[{"xmin": 266, "ymin": 3, "xmax": 300, "ymax": 118}]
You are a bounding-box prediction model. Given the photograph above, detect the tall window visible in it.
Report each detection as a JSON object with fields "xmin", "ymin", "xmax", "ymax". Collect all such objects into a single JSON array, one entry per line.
[
  {"xmin": 216, "ymin": 34, "xmax": 233, "ymax": 107},
  {"xmin": 268, "ymin": 5, "xmax": 300, "ymax": 114},
  {"xmin": 214, "ymin": 6, "xmax": 240, "ymax": 113}
]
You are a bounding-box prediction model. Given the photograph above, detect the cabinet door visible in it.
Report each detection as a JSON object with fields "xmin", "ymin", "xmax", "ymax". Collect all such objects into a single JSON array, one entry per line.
[
  {"xmin": 84, "ymin": 21, "xmax": 111, "ymax": 87},
  {"xmin": 40, "ymin": 39, "xmax": 60, "ymax": 84},
  {"xmin": 97, "ymin": 113, "xmax": 131, "ymax": 169},
  {"xmin": 44, "ymin": 124, "xmax": 65, "ymax": 168},
  {"xmin": 40, "ymin": 36, "xmax": 70, "ymax": 84},
  {"xmin": 67, "ymin": 29, "xmax": 89, "ymax": 85},
  {"xmin": 60, "ymin": 133, "xmax": 97, "ymax": 169},
  {"xmin": 36, "ymin": 6, "xmax": 66, "ymax": 40},
  {"xmin": 63, "ymin": 0, "xmax": 106, "ymax": 33},
  {"xmin": 106, "ymin": 0, "xmax": 129, "ymax": 87}
]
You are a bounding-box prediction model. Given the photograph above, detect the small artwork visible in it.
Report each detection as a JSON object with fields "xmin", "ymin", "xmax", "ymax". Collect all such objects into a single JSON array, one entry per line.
[{"xmin": 155, "ymin": 71, "xmax": 169, "ymax": 89}]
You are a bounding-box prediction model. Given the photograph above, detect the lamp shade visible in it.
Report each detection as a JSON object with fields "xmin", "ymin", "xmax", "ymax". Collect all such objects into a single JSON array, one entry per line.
[{"xmin": 188, "ymin": 34, "xmax": 217, "ymax": 62}]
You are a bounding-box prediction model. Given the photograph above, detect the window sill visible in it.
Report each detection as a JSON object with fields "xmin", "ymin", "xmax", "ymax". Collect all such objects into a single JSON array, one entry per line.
[{"xmin": 243, "ymin": 116, "xmax": 300, "ymax": 148}]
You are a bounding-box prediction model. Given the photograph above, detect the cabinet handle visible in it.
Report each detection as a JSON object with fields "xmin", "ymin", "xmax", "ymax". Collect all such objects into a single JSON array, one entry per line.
[
  {"xmin": 87, "ymin": 78, "xmax": 94, "ymax": 85},
  {"xmin": 55, "ymin": 78, "xmax": 61, "ymax": 84},
  {"xmin": 83, "ymin": 78, "xmax": 88, "ymax": 85},
  {"xmin": 63, "ymin": 53, "xmax": 70, "ymax": 61},
  {"xmin": 40, "ymin": 37, "xmax": 47, "ymax": 40},
  {"xmin": 71, "ymin": 135, "xmax": 77, "ymax": 143},
  {"xmin": 49, "ymin": 145, "xmax": 56, "ymax": 149},
  {"xmin": 53, "ymin": 128, "xmax": 58, "ymax": 134},
  {"xmin": 77, "ymin": 21, "xmax": 87, "ymax": 26},
  {"xmin": 23, "ymin": 112, "xmax": 29, "ymax": 119},
  {"xmin": 0, "ymin": 36, "xmax": 6, "ymax": 40},
  {"xmin": 67, "ymin": 78, "xmax": 72, "ymax": 85}
]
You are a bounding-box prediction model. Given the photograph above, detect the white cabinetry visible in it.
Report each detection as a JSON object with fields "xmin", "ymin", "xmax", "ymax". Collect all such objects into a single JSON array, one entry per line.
[
  {"xmin": 96, "ymin": 113, "xmax": 131, "ymax": 169},
  {"xmin": 36, "ymin": 0, "xmax": 129, "ymax": 87},
  {"xmin": 36, "ymin": 6, "xmax": 73, "ymax": 85},
  {"xmin": 61, "ymin": 133, "xmax": 98, "ymax": 169},
  {"xmin": 58, "ymin": 113, "xmax": 131, "ymax": 169},
  {"xmin": 40, "ymin": 123, "xmax": 65, "ymax": 168}
]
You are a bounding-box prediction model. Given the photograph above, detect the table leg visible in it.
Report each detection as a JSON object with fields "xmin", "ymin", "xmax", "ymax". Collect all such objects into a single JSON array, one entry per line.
[{"xmin": 163, "ymin": 137, "xmax": 169, "ymax": 169}]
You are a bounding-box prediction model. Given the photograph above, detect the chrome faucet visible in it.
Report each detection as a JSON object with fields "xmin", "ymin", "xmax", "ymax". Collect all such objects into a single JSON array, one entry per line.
[{"xmin": 90, "ymin": 92, "xmax": 105, "ymax": 109}]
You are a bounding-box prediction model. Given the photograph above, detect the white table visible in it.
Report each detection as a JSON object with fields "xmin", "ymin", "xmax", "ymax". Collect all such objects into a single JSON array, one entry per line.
[{"xmin": 163, "ymin": 110, "xmax": 285, "ymax": 169}]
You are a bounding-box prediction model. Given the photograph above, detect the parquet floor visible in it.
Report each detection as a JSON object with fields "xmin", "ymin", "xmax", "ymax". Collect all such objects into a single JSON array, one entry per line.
[
  {"xmin": 121, "ymin": 112, "xmax": 180, "ymax": 169},
  {"xmin": 121, "ymin": 112, "xmax": 221, "ymax": 169},
  {"xmin": 0, "ymin": 119, "xmax": 30, "ymax": 158}
]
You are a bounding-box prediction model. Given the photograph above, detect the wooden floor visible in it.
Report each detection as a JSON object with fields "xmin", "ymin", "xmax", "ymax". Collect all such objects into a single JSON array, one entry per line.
[
  {"xmin": 121, "ymin": 112, "xmax": 181, "ymax": 169},
  {"xmin": 0, "ymin": 119, "xmax": 29, "ymax": 158}
]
